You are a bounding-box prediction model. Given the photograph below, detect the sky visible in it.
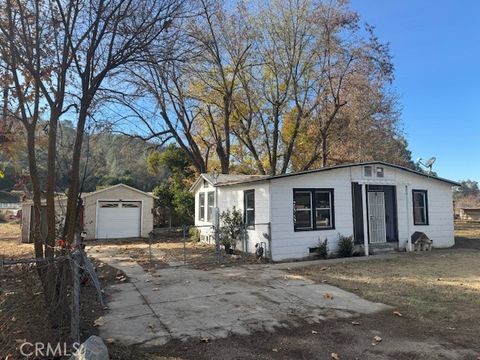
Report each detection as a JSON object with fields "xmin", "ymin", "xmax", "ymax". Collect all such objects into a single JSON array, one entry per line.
[{"xmin": 350, "ymin": 0, "xmax": 480, "ymax": 182}]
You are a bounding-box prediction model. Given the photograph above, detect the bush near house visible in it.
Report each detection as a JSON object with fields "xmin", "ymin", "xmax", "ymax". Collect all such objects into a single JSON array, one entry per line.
[{"xmin": 337, "ymin": 235, "xmax": 354, "ymax": 258}]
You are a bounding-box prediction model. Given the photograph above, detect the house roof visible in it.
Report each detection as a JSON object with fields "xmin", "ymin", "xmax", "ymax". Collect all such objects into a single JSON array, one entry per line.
[
  {"xmin": 191, "ymin": 161, "xmax": 460, "ymax": 191},
  {"xmin": 189, "ymin": 174, "xmax": 268, "ymax": 191},
  {"xmin": 82, "ymin": 183, "xmax": 157, "ymax": 199}
]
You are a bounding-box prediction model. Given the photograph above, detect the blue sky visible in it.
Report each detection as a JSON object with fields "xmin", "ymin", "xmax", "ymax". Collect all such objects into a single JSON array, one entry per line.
[{"xmin": 350, "ymin": 0, "xmax": 479, "ymax": 182}]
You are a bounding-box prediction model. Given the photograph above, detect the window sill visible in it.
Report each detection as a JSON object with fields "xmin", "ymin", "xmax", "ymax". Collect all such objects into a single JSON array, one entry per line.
[
  {"xmin": 294, "ymin": 227, "xmax": 335, "ymax": 232},
  {"xmin": 413, "ymin": 223, "xmax": 429, "ymax": 226}
]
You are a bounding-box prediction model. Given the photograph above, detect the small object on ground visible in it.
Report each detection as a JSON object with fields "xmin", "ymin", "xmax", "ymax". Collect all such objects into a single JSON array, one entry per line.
[
  {"xmin": 152, "ymin": 287, "xmax": 160, "ymax": 291},
  {"xmin": 71, "ymin": 335, "xmax": 109, "ymax": 360},
  {"xmin": 373, "ymin": 335, "xmax": 382, "ymax": 343},
  {"xmin": 320, "ymin": 267, "xmax": 328, "ymax": 271},
  {"xmin": 105, "ymin": 338, "xmax": 115, "ymax": 345},
  {"xmin": 437, "ymin": 278, "xmax": 442, "ymax": 281},
  {"xmin": 200, "ymin": 337, "xmax": 210, "ymax": 343},
  {"xmin": 11, "ymin": 316, "xmax": 16, "ymax": 322},
  {"xmin": 321, "ymin": 279, "xmax": 328, "ymax": 283},
  {"xmin": 447, "ymin": 326, "xmax": 456, "ymax": 330},
  {"xmin": 94, "ymin": 317, "xmax": 105, "ymax": 327},
  {"xmin": 5, "ymin": 355, "xmax": 13, "ymax": 360},
  {"xmin": 311, "ymin": 330, "xmax": 318, "ymax": 334},
  {"xmin": 148, "ymin": 323, "xmax": 155, "ymax": 329},
  {"xmin": 323, "ymin": 292, "xmax": 333, "ymax": 300},
  {"xmin": 351, "ymin": 321, "xmax": 360, "ymax": 326},
  {"xmin": 331, "ymin": 353, "xmax": 340, "ymax": 360},
  {"xmin": 272, "ymin": 348, "xmax": 278, "ymax": 352},
  {"xmin": 393, "ymin": 311, "xmax": 403, "ymax": 317}
]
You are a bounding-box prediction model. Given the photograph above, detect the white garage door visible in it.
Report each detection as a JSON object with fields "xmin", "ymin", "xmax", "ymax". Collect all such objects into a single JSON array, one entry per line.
[{"xmin": 97, "ymin": 201, "xmax": 141, "ymax": 239}]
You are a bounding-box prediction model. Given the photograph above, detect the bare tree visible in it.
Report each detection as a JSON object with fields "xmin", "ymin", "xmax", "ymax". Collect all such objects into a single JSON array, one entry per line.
[{"xmin": 56, "ymin": 0, "xmax": 185, "ymax": 244}]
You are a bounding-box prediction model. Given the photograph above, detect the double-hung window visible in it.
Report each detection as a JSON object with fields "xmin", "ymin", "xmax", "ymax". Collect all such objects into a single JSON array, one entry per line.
[
  {"xmin": 293, "ymin": 189, "xmax": 334, "ymax": 231},
  {"xmin": 207, "ymin": 191, "xmax": 215, "ymax": 222},
  {"xmin": 244, "ymin": 190, "xmax": 255, "ymax": 228},
  {"xmin": 199, "ymin": 193, "xmax": 205, "ymax": 221},
  {"xmin": 413, "ymin": 190, "xmax": 428, "ymax": 225}
]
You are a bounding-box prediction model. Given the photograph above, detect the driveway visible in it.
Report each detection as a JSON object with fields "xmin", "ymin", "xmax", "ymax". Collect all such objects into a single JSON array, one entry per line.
[{"xmin": 89, "ymin": 247, "xmax": 389, "ymax": 347}]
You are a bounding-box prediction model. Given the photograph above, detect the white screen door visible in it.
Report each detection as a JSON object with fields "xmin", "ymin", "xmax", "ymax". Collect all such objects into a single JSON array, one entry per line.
[{"xmin": 368, "ymin": 192, "xmax": 386, "ymax": 244}]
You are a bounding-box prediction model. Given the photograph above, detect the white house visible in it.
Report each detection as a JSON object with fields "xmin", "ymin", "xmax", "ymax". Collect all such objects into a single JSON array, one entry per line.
[{"xmin": 190, "ymin": 162, "xmax": 459, "ymax": 261}]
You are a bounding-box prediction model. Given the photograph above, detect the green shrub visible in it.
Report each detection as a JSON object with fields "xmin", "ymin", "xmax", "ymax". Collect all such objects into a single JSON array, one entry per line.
[
  {"xmin": 219, "ymin": 207, "xmax": 243, "ymax": 249},
  {"xmin": 337, "ymin": 234, "xmax": 354, "ymax": 258},
  {"xmin": 189, "ymin": 227, "xmax": 200, "ymax": 242},
  {"xmin": 316, "ymin": 238, "xmax": 328, "ymax": 258}
]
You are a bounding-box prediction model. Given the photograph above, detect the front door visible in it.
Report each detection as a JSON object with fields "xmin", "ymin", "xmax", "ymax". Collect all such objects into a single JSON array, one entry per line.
[{"xmin": 368, "ymin": 191, "xmax": 386, "ymax": 244}]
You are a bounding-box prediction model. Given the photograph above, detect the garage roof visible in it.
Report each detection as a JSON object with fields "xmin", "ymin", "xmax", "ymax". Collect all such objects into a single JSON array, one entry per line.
[{"xmin": 82, "ymin": 183, "xmax": 157, "ymax": 199}]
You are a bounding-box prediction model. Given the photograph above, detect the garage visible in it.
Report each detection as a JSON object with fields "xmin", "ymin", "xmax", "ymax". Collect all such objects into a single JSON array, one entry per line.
[
  {"xmin": 20, "ymin": 183, "xmax": 156, "ymax": 242},
  {"xmin": 97, "ymin": 201, "xmax": 142, "ymax": 238},
  {"xmin": 82, "ymin": 183, "xmax": 156, "ymax": 240}
]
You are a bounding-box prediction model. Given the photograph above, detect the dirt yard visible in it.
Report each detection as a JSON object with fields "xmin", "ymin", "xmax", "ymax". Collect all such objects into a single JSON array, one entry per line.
[
  {"xmin": 86, "ymin": 230, "xmax": 264, "ymax": 270},
  {"xmin": 109, "ymin": 249, "xmax": 480, "ymax": 360},
  {"xmin": 0, "ymin": 223, "xmax": 35, "ymax": 260}
]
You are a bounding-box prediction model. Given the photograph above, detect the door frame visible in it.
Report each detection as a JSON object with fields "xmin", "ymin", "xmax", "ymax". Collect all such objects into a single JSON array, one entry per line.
[
  {"xmin": 352, "ymin": 183, "xmax": 399, "ymax": 245},
  {"xmin": 367, "ymin": 191, "xmax": 387, "ymax": 244},
  {"xmin": 365, "ymin": 185, "xmax": 399, "ymax": 244},
  {"xmin": 95, "ymin": 199, "xmax": 144, "ymax": 239}
]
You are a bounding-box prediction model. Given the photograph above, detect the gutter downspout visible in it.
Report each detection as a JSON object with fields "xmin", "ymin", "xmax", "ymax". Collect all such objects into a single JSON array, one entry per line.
[
  {"xmin": 362, "ymin": 183, "xmax": 369, "ymax": 256},
  {"xmin": 405, "ymin": 183, "xmax": 412, "ymax": 252}
]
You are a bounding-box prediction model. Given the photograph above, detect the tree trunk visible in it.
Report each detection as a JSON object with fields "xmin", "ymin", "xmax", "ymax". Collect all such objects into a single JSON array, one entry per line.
[
  {"xmin": 26, "ymin": 126, "xmax": 44, "ymax": 259},
  {"xmin": 321, "ymin": 132, "xmax": 328, "ymax": 167},
  {"xmin": 63, "ymin": 104, "xmax": 89, "ymax": 244},
  {"xmin": 45, "ymin": 110, "xmax": 59, "ymax": 257}
]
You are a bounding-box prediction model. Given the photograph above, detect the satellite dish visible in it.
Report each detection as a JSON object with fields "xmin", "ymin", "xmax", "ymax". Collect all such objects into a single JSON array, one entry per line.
[
  {"xmin": 417, "ymin": 156, "xmax": 436, "ymax": 174},
  {"xmin": 425, "ymin": 157, "xmax": 436, "ymax": 167}
]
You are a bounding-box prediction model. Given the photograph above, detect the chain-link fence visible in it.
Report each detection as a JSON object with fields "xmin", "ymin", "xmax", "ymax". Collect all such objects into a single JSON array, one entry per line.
[
  {"xmin": 147, "ymin": 222, "xmax": 271, "ymax": 269},
  {"xmin": 0, "ymin": 235, "xmax": 104, "ymax": 358}
]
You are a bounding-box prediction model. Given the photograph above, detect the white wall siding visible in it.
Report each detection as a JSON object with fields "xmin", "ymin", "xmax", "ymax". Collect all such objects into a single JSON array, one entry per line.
[
  {"xmin": 194, "ymin": 180, "xmax": 271, "ymax": 254},
  {"xmin": 269, "ymin": 168, "xmax": 354, "ymax": 261},
  {"xmin": 392, "ymin": 171, "xmax": 454, "ymax": 249}
]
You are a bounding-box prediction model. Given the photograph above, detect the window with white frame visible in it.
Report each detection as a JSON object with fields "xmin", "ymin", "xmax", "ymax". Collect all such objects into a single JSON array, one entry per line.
[
  {"xmin": 207, "ymin": 191, "xmax": 215, "ymax": 222},
  {"xmin": 364, "ymin": 166, "xmax": 373, "ymax": 177},
  {"xmin": 293, "ymin": 189, "xmax": 334, "ymax": 231},
  {"xmin": 244, "ymin": 190, "xmax": 255, "ymax": 228},
  {"xmin": 199, "ymin": 193, "xmax": 205, "ymax": 221},
  {"xmin": 413, "ymin": 190, "xmax": 428, "ymax": 225},
  {"xmin": 376, "ymin": 166, "xmax": 384, "ymax": 178}
]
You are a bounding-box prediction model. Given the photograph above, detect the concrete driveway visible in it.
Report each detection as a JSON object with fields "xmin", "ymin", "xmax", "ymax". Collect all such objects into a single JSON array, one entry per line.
[{"xmin": 89, "ymin": 248, "xmax": 389, "ymax": 347}]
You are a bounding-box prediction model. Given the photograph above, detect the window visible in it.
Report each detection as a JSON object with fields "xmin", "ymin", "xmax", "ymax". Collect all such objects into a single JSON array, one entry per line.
[
  {"xmin": 122, "ymin": 202, "xmax": 140, "ymax": 208},
  {"xmin": 364, "ymin": 166, "xmax": 373, "ymax": 177},
  {"xmin": 412, "ymin": 190, "xmax": 428, "ymax": 225},
  {"xmin": 293, "ymin": 189, "xmax": 334, "ymax": 231},
  {"xmin": 207, "ymin": 191, "xmax": 215, "ymax": 222},
  {"xmin": 244, "ymin": 190, "xmax": 255, "ymax": 228},
  {"xmin": 100, "ymin": 202, "xmax": 119, "ymax": 208},
  {"xmin": 376, "ymin": 166, "xmax": 384, "ymax": 178},
  {"xmin": 199, "ymin": 193, "xmax": 205, "ymax": 221}
]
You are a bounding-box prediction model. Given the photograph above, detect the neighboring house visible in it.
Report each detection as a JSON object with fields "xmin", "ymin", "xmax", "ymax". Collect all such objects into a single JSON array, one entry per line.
[
  {"xmin": 190, "ymin": 161, "xmax": 459, "ymax": 261},
  {"xmin": 0, "ymin": 190, "xmax": 21, "ymax": 210},
  {"xmin": 456, "ymin": 208, "xmax": 480, "ymax": 221},
  {"xmin": 21, "ymin": 183, "xmax": 155, "ymax": 243}
]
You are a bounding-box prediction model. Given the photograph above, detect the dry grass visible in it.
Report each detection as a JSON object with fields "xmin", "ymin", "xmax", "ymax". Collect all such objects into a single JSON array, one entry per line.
[
  {"xmin": 455, "ymin": 221, "xmax": 480, "ymax": 240},
  {"xmin": 292, "ymin": 249, "xmax": 480, "ymax": 332},
  {"xmin": 0, "ymin": 223, "xmax": 35, "ymax": 260}
]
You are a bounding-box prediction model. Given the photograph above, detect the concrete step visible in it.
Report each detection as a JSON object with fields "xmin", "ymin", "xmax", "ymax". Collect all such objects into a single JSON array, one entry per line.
[{"xmin": 355, "ymin": 243, "xmax": 398, "ymax": 255}]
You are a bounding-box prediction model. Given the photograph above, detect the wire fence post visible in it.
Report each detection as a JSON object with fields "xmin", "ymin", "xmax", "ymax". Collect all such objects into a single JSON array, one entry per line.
[
  {"xmin": 242, "ymin": 224, "xmax": 247, "ymax": 263},
  {"xmin": 183, "ymin": 225, "xmax": 187, "ymax": 265},
  {"xmin": 71, "ymin": 232, "xmax": 81, "ymax": 344},
  {"xmin": 149, "ymin": 231, "xmax": 153, "ymax": 269}
]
